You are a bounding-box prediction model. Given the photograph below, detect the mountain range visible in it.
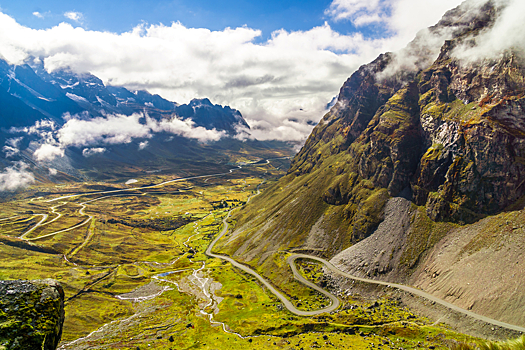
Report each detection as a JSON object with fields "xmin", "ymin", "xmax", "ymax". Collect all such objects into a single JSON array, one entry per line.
[{"xmin": 0, "ymin": 59, "xmax": 249, "ymax": 134}]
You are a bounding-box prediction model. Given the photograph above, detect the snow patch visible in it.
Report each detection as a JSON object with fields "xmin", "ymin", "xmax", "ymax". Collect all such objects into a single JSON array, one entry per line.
[{"xmin": 66, "ymin": 92, "xmax": 89, "ymax": 103}]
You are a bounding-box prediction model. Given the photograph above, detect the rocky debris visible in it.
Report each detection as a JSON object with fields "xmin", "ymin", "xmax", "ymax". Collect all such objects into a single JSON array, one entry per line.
[
  {"xmin": 330, "ymin": 197, "xmax": 414, "ymax": 280},
  {"xmin": 0, "ymin": 279, "xmax": 65, "ymax": 350}
]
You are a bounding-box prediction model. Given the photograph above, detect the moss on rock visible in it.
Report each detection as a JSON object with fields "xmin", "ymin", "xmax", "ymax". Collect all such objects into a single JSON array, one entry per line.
[{"xmin": 0, "ymin": 279, "xmax": 64, "ymax": 350}]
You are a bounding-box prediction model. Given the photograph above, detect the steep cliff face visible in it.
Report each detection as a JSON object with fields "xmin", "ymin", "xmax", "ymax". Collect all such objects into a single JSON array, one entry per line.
[
  {"xmin": 215, "ymin": 0, "xmax": 525, "ymax": 324},
  {"xmin": 290, "ymin": 0, "xmax": 525, "ymax": 224},
  {"xmin": 414, "ymin": 46, "xmax": 525, "ymax": 222},
  {"xmin": 0, "ymin": 279, "xmax": 65, "ymax": 350}
]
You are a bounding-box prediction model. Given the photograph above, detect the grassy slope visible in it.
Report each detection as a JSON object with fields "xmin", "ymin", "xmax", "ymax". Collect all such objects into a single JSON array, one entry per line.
[{"xmin": 0, "ymin": 159, "xmax": 478, "ymax": 349}]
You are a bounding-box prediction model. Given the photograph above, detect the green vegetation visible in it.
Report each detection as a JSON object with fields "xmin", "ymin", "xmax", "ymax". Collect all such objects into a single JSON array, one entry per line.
[{"xmin": 452, "ymin": 335, "xmax": 525, "ymax": 350}]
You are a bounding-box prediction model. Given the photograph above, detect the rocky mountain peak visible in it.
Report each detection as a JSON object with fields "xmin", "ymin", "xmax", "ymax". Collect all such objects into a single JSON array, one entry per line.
[
  {"xmin": 189, "ymin": 98, "xmax": 213, "ymax": 107},
  {"xmin": 219, "ymin": 1, "xmax": 525, "ymax": 278},
  {"xmin": 288, "ymin": 0, "xmax": 525, "ymax": 223}
]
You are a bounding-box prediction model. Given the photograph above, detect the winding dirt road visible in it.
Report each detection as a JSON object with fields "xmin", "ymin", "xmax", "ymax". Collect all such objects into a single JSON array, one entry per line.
[
  {"xmin": 205, "ymin": 182, "xmax": 525, "ymax": 333},
  {"xmin": 287, "ymin": 254, "xmax": 525, "ymax": 333},
  {"xmin": 205, "ymin": 209, "xmax": 339, "ymax": 316},
  {"xmin": 20, "ymin": 214, "xmax": 48, "ymax": 239}
]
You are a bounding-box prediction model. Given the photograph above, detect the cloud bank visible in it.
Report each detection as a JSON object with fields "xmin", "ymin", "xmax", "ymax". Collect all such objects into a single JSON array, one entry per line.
[
  {"xmin": 325, "ymin": 0, "xmax": 464, "ymax": 44},
  {"xmin": 23, "ymin": 112, "xmax": 225, "ymax": 162},
  {"xmin": 452, "ymin": 0, "xmax": 525, "ymax": 62},
  {"xmin": 0, "ymin": 1, "xmax": 469, "ymax": 142},
  {"xmin": 0, "ymin": 162, "xmax": 35, "ymax": 191}
]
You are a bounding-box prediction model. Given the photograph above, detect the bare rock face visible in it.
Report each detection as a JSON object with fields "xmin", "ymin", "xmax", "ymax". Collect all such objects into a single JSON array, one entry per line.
[
  {"xmin": 412, "ymin": 41, "xmax": 525, "ymax": 223},
  {"xmin": 290, "ymin": 1, "xmax": 525, "ymax": 225},
  {"xmin": 0, "ymin": 279, "xmax": 65, "ymax": 350}
]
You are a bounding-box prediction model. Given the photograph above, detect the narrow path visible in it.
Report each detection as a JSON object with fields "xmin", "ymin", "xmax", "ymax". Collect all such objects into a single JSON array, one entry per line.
[
  {"xmin": 46, "ymin": 168, "xmax": 240, "ymax": 203},
  {"xmin": 208, "ymin": 222, "xmax": 525, "ymax": 331},
  {"xmin": 289, "ymin": 254, "xmax": 525, "ymax": 333},
  {"xmin": 68, "ymin": 219, "xmax": 96, "ymax": 258},
  {"xmin": 25, "ymin": 195, "xmax": 140, "ymax": 242},
  {"xmin": 25, "ymin": 204, "xmax": 92, "ymax": 242},
  {"xmin": 0, "ymin": 215, "xmax": 19, "ymax": 222},
  {"xmin": 41, "ymin": 203, "xmax": 65, "ymax": 227},
  {"xmin": 20, "ymin": 214, "xmax": 48, "ymax": 239},
  {"xmin": 46, "ymin": 157, "xmax": 289, "ymax": 203},
  {"xmin": 23, "ymin": 159, "xmax": 284, "ymax": 241},
  {"xmin": 205, "ymin": 180, "xmax": 339, "ymax": 316},
  {"xmin": 206, "ymin": 209, "xmax": 339, "ymax": 316}
]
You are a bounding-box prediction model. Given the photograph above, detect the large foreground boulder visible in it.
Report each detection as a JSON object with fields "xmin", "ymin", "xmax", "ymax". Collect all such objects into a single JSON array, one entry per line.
[{"xmin": 0, "ymin": 279, "xmax": 65, "ymax": 350}]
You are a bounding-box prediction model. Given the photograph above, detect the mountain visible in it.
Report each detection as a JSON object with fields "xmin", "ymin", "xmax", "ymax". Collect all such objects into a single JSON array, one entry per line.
[
  {"xmin": 175, "ymin": 98, "xmax": 250, "ymax": 133},
  {"xmin": 0, "ymin": 60, "xmax": 83, "ymax": 130},
  {"xmin": 214, "ymin": 0, "xmax": 525, "ymax": 328},
  {"xmin": 0, "ymin": 58, "xmax": 249, "ymax": 134},
  {"xmin": 32, "ymin": 62, "xmax": 250, "ymax": 132},
  {"xmin": 106, "ymin": 85, "xmax": 178, "ymax": 111}
]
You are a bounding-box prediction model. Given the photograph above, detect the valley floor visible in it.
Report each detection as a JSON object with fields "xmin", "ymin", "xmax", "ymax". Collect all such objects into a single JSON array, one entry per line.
[{"xmin": 0, "ymin": 158, "xmax": 494, "ymax": 349}]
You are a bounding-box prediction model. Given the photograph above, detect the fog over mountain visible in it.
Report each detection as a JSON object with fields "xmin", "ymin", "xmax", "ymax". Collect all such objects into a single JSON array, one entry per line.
[{"xmin": 0, "ymin": 59, "xmax": 260, "ymax": 190}]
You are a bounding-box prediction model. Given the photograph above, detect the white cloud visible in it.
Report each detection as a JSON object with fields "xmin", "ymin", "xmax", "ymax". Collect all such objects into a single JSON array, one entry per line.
[
  {"xmin": 138, "ymin": 141, "xmax": 149, "ymax": 150},
  {"xmin": 32, "ymin": 12, "xmax": 44, "ymax": 19},
  {"xmin": 49, "ymin": 168, "xmax": 58, "ymax": 175},
  {"xmin": 82, "ymin": 147, "xmax": 106, "ymax": 157},
  {"xmin": 34, "ymin": 143, "xmax": 65, "ymax": 161},
  {"xmin": 325, "ymin": 0, "xmax": 464, "ymax": 46},
  {"xmin": 10, "ymin": 120, "xmax": 56, "ymax": 135},
  {"xmin": 57, "ymin": 113, "xmax": 151, "ymax": 147},
  {"xmin": 0, "ymin": 13, "xmax": 402, "ymax": 142},
  {"xmin": 452, "ymin": 0, "xmax": 525, "ymax": 61},
  {"xmin": 15, "ymin": 112, "xmax": 226, "ymax": 161},
  {"xmin": 325, "ymin": 0, "xmax": 387, "ymax": 23},
  {"xmin": 64, "ymin": 11, "xmax": 83, "ymax": 23},
  {"xmin": 3, "ymin": 137, "xmax": 23, "ymax": 157},
  {"xmin": 375, "ymin": 25, "xmax": 458, "ymax": 81},
  {"xmin": 0, "ymin": 162, "xmax": 35, "ymax": 191},
  {"xmin": 55, "ymin": 112, "xmax": 224, "ymax": 147},
  {"xmin": 152, "ymin": 116, "xmax": 225, "ymax": 142}
]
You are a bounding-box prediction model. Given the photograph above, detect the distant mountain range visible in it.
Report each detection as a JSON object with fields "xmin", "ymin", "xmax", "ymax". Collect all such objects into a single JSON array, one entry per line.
[{"xmin": 0, "ymin": 59, "xmax": 249, "ymax": 135}]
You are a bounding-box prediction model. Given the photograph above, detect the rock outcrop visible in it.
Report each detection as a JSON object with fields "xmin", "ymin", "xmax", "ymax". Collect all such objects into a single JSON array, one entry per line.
[{"xmin": 0, "ymin": 279, "xmax": 65, "ymax": 350}]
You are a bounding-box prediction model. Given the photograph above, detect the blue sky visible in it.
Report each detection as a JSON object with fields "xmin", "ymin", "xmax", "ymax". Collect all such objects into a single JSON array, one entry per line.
[{"xmin": 1, "ymin": 0, "xmax": 385, "ymax": 40}]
